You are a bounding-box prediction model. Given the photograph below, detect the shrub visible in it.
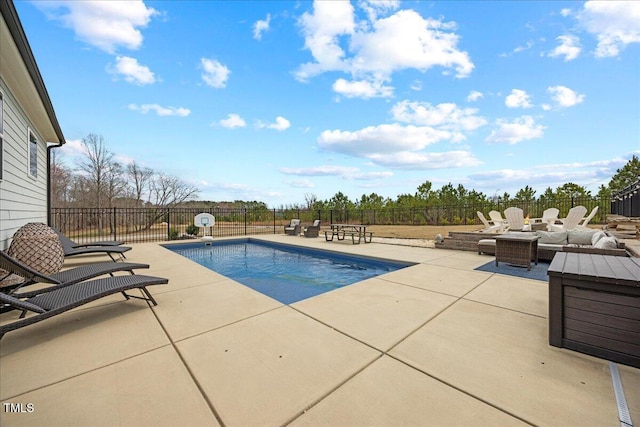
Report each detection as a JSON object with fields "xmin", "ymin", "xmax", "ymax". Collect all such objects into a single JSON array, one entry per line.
[
  {"xmin": 169, "ymin": 227, "xmax": 180, "ymax": 240},
  {"xmin": 185, "ymin": 224, "xmax": 199, "ymax": 236}
]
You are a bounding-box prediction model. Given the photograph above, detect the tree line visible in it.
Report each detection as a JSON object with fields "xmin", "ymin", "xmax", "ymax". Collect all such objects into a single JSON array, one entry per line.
[
  {"xmin": 289, "ymin": 156, "xmax": 639, "ymax": 213},
  {"xmin": 52, "ymin": 135, "xmax": 638, "ymax": 216}
]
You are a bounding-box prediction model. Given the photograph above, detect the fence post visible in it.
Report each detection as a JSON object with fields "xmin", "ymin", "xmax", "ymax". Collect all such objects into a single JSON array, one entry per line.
[
  {"xmin": 166, "ymin": 209, "xmax": 170, "ymax": 240},
  {"xmin": 273, "ymin": 209, "xmax": 276, "ymax": 234},
  {"xmin": 244, "ymin": 209, "xmax": 247, "ymax": 235},
  {"xmin": 112, "ymin": 207, "xmax": 117, "ymax": 241}
]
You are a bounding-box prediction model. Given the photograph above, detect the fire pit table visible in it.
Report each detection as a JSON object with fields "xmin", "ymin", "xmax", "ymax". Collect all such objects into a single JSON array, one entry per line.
[{"xmin": 494, "ymin": 234, "xmax": 539, "ymax": 270}]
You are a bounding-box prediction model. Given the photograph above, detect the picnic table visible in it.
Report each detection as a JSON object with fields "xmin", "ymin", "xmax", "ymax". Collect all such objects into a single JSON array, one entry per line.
[{"xmin": 325, "ymin": 224, "xmax": 373, "ymax": 244}]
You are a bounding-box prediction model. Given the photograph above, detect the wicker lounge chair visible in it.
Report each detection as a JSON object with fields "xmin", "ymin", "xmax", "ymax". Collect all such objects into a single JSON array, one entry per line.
[
  {"xmin": 0, "ymin": 250, "xmax": 149, "ymax": 299},
  {"xmin": 53, "ymin": 228, "xmax": 130, "ymax": 260},
  {"xmin": 303, "ymin": 220, "xmax": 321, "ymax": 237},
  {"xmin": 61, "ymin": 244, "xmax": 131, "ymax": 261},
  {"xmin": 0, "ymin": 274, "xmax": 168, "ymax": 339},
  {"xmin": 53, "ymin": 228, "xmax": 124, "ymax": 247}
]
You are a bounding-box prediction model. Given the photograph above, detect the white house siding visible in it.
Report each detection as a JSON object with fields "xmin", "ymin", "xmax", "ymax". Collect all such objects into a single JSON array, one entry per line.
[{"xmin": 0, "ymin": 78, "xmax": 48, "ymax": 250}]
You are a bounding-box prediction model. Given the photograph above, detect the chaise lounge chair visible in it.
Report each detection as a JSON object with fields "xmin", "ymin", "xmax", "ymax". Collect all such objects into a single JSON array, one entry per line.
[
  {"xmin": 0, "ymin": 250, "xmax": 149, "ymax": 299},
  {"xmin": 51, "ymin": 228, "xmax": 130, "ymax": 261},
  {"xmin": 53, "ymin": 228, "xmax": 124, "ymax": 247},
  {"xmin": 0, "ymin": 273, "xmax": 168, "ymax": 339}
]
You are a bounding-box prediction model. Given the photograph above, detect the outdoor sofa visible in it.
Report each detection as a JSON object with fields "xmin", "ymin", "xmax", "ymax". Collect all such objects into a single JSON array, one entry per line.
[{"xmin": 478, "ymin": 229, "xmax": 628, "ymax": 261}]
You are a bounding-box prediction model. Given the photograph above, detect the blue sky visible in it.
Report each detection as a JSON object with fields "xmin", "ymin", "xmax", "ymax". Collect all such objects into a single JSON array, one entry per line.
[{"xmin": 16, "ymin": 1, "xmax": 640, "ymax": 207}]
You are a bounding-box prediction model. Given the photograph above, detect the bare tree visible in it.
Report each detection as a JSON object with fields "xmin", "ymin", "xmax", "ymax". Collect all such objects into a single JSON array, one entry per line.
[
  {"xmin": 150, "ymin": 173, "xmax": 200, "ymax": 207},
  {"xmin": 76, "ymin": 134, "xmax": 113, "ymax": 208},
  {"xmin": 104, "ymin": 161, "xmax": 126, "ymax": 208},
  {"xmin": 50, "ymin": 150, "xmax": 73, "ymax": 207},
  {"xmin": 76, "ymin": 134, "xmax": 123, "ymax": 233},
  {"xmin": 304, "ymin": 193, "xmax": 318, "ymax": 210},
  {"xmin": 126, "ymin": 161, "xmax": 154, "ymax": 205}
]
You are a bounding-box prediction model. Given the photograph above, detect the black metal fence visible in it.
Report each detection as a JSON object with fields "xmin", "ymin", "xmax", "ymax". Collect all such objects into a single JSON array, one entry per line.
[
  {"xmin": 610, "ymin": 178, "xmax": 640, "ymax": 217},
  {"xmin": 51, "ymin": 196, "xmax": 610, "ymax": 244}
]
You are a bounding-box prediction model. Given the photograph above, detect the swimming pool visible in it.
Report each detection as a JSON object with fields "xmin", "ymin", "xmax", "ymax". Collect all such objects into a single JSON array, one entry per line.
[{"xmin": 164, "ymin": 239, "xmax": 413, "ymax": 304}]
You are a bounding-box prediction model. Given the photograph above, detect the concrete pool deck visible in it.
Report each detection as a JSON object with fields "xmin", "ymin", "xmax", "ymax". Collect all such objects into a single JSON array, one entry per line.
[{"xmin": 1, "ymin": 235, "xmax": 639, "ymax": 426}]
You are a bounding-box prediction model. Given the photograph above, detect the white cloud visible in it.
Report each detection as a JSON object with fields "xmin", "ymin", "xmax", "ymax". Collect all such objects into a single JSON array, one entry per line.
[
  {"xmin": 467, "ymin": 91, "xmax": 483, "ymax": 102},
  {"xmin": 410, "ymin": 80, "xmax": 422, "ymax": 91},
  {"xmin": 368, "ymin": 151, "xmax": 481, "ymax": 170},
  {"xmin": 318, "ymin": 123, "xmax": 452, "ymax": 157},
  {"xmin": 258, "ymin": 116, "xmax": 291, "ymax": 131},
  {"xmin": 547, "ymin": 85, "xmax": 585, "ymax": 108},
  {"xmin": 35, "ymin": 1, "xmax": 157, "ymax": 54},
  {"xmin": 560, "ymin": 8, "xmax": 572, "ymax": 17},
  {"xmin": 281, "ymin": 165, "xmax": 359, "ymax": 176},
  {"xmin": 218, "ymin": 114, "xmax": 246, "ymax": 128},
  {"xmin": 332, "ymin": 78, "xmax": 394, "ymax": 99},
  {"xmin": 253, "ymin": 14, "xmax": 271, "ymax": 40},
  {"xmin": 485, "ymin": 116, "xmax": 545, "ymax": 144},
  {"xmin": 513, "ymin": 40, "xmax": 534, "ymax": 53},
  {"xmin": 201, "ymin": 58, "xmax": 231, "ymax": 88},
  {"xmin": 284, "ymin": 179, "xmax": 315, "ymax": 188},
  {"xmin": 359, "ymin": 0, "xmax": 400, "ymax": 21},
  {"xmin": 505, "ymin": 89, "xmax": 533, "ymax": 109},
  {"xmin": 128, "ymin": 104, "xmax": 190, "ymax": 117},
  {"xmin": 109, "ymin": 56, "xmax": 156, "ymax": 85},
  {"xmin": 296, "ymin": 3, "xmax": 473, "ymax": 98},
  {"xmin": 296, "ymin": 1, "xmax": 355, "ymax": 80},
  {"xmin": 391, "ymin": 100, "xmax": 487, "ymax": 132},
  {"xmin": 57, "ymin": 138, "xmax": 88, "ymax": 160},
  {"xmin": 549, "ymin": 35, "xmax": 581, "ymax": 61},
  {"xmin": 578, "ymin": 1, "xmax": 640, "ymax": 57},
  {"xmin": 280, "ymin": 165, "xmax": 394, "ymax": 180}
]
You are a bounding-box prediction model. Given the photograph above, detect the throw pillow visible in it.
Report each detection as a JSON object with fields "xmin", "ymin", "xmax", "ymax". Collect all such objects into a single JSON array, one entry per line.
[
  {"xmin": 568, "ymin": 230, "xmax": 597, "ymax": 245},
  {"xmin": 535, "ymin": 230, "xmax": 568, "ymax": 244},
  {"xmin": 591, "ymin": 230, "xmax": 607, "ymax": 246},
  {"xmin": 594, "ymin": 236, "xmax": 618, "ymax": 250}
]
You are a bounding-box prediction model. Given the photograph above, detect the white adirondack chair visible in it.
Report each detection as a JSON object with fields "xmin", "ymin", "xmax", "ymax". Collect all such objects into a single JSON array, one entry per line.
[
  {"xmin": 477, "ymin": 211, "xmax": 502, "ymax": 233},
  {"xmin": 504, "ymin": 207, "xmax": 526, "ymax": 231},
  {"xmin": 575, "ymin": 206, "xmax": 599, "ymax": 231},
  {"xmin": 550, "ymin": 206, "xmax": 588, "ymax": 231}
]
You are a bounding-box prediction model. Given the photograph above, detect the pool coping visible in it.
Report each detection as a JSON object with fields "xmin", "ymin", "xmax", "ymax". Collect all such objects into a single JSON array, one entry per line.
[{"xmin": 1, "ymin": 235, "xmax": 639, "ymax": 426}]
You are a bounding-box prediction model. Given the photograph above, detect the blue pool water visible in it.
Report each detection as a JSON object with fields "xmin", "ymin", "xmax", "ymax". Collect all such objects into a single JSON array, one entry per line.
[{"xmin": 164, "ymin": 239, "xmax": 412, "ymax": 304}]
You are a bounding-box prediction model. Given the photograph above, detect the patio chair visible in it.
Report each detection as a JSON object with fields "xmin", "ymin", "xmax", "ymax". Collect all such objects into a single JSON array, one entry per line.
[
  {"xmin": 303, "ymin": 220, "xmax": 321, "ymax": 237},
  {"xmin": 541, "ymin": 208, "xmax": 560, "ymax": 230},
  {"xmin": 53, "ymin": 228, "xmax": 124, "ymax": 248},
  {"xmin": 549, "ymin": 206, "xmax": 588, "ymax": 232},
  {"xmin": 9, "ymin": 223, "xmax": 130, "ymax": 262},
  {"xmin": 488, "ymin": 211, "xmax": 506, "ymax": 230},
  {"xmin": 575, "ymin": 206, "xmax": 599, "ymax": 231},
  {"xmin": 503, "ymin": 207, "xmax": 527, "ymax": 231},
  {"xmin": 284, "ymin": 219, "xmax": 301, "ymax": 236},
  {"xmin": 477, "ymin": 212, "xmax": 502, "ymax": 233},
  {"xmin": 0, "ymin": 274, "xmax": 168, "ymax": 339},
  {"xmin": 61, "ymin": 243, "xmax": 131, "ymax": 261},
  {"xmin": 0, "ymin": 250, "xmax": 149, "ymax": 299}
]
